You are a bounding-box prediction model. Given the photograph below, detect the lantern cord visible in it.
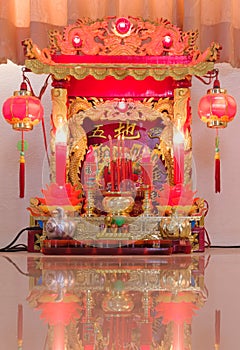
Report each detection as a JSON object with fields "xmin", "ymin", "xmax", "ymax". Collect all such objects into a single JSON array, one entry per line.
[
  {"xmin": 22, "ymin": 68, "xmax": 51, "ymax": 166},
  {"xmin": 41, "ymin": 112, "xmax": 50, "ymax": 166},
  {"xmin": 195, "ymin": 68, "xmax": 219, "ymax": 85},
  {"xmin": 215, "ymin": 130, "xmax": 221, "ymax": 193},
  {"xmin": 38, "ymin": 75, "xmax": 51, "ymax": 166},
  {"xmin": 19, "ymin": 131, "xmax": 25, "ymax": 198}
]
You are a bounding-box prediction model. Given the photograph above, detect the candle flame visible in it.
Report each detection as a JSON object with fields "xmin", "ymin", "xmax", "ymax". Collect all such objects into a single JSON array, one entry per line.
[
  {"xmin": 56, "ymin": 125, "xmax": 68, "ymax": 143},
  {"xmin": 173, "ymin": 130, "xmax": 184, "ymax": 144}
]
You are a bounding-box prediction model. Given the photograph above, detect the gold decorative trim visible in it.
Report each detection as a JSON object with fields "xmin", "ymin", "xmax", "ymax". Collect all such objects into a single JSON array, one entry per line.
[
  {"xmin": 173, "ymin": 87, "xmax": 192, "ymax": 184},
  {"xmin": 25, "ymin": 59, "xmax": 215, "ymax": 81},
  {"xmin": 50, "ymin": 87, "xmax": 69, "ymax": 183}
]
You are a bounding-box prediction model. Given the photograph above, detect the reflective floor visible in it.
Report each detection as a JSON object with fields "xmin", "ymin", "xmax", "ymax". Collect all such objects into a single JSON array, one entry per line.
[{"xmin": 0, "ymin": 249, "xmax": 239, "ymax": 349}]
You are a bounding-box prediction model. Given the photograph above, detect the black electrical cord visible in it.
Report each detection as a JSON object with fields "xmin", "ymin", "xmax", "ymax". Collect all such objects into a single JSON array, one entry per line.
[
  {"xmin": 0, "ymin": 226, "xmax": 40, "ymax": 252},
  {"xmin": 0, "ymin": 226, "xmax": 239, "ymax": 252}
]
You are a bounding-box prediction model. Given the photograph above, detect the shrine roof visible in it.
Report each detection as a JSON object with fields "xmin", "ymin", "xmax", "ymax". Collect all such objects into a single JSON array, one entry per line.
[{"xmin": 23, "ymin": 16, "xmax": 221, "ymax": 81}]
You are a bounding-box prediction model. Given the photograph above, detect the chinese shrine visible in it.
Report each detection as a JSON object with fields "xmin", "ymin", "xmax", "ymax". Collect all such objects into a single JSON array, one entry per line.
[{"xmin": 21, "ymin": 16, "xmax": 221, "ymax": 254}]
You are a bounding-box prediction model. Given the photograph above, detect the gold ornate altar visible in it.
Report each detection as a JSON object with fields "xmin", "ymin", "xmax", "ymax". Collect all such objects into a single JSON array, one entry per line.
[{"xmin": 24, "ymin": 16, "xmax": 219, "ymax": 254}]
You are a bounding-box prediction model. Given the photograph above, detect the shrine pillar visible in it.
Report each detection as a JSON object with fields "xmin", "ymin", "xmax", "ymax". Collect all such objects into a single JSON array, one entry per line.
[
  {"xmin": 173, "ymin": 81, "xmax": 192, "ymax": 185},
  {"xmin": 50, "ymin": 80, "xmax": 69, "ymax": 183}
]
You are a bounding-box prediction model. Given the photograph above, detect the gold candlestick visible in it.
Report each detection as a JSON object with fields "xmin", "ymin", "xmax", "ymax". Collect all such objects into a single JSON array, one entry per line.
[
  {"xmin": 142, "ymin": 186, "xmax": 152, "ymax": 216},
  {"xmin": 83, "ymin": 188, "xmax": 96, "ymax": 217}
]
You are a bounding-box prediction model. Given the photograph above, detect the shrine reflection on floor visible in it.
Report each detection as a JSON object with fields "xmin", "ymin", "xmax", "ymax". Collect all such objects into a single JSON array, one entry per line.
[{"xmin": 0, "ymin": 248, "xmax": 239, "ymax": 350}]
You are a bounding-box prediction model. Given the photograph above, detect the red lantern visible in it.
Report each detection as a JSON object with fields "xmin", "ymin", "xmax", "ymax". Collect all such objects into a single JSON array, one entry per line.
[
  {"xmin": 198, "ymin": 71, "xmax": 237, "ymax": 193},
  {"xmin": 2, "ymin": 80, "xmax": 44, "ymax": 198}
]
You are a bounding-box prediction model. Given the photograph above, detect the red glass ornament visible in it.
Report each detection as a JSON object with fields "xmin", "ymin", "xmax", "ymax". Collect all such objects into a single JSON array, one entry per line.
[
  {"xmin": 162, "ymin": 35, "xmax": 173, "ymax": 49},
  {"xmin": 72, "ymin": 34, "xmax": 82, "ymax": 48},
  {"xmin": 115, "ymin": 17, "xmax": 131, "ymax": 35}
]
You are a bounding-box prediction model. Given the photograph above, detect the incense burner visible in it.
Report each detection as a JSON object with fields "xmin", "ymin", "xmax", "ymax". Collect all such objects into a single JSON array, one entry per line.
[{"xmin": 102, "ymin": 192, "xmax": 134, "ymax": 216}]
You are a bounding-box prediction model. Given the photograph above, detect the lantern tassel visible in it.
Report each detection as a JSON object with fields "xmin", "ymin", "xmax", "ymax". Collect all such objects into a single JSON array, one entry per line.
[
  {"xmin": 19, "ymin": 153, "xmax": 25, "ymax": 198},
  {"xmin": 215, "ymin": 133, "xmax": 220, "ymax": 193},
  {"xmin": 19, "ymin": 131, "xmax": 25, "ymax": 198}
]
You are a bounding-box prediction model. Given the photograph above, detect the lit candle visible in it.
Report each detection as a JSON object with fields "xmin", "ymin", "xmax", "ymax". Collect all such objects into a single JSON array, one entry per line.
[
  {"xmin": 173, "ymin": 128, "xmax": 184, "ymax": 185},
  {"xmin": 55, "ymin": 125, "xmax": 67, "ymax": 186}
]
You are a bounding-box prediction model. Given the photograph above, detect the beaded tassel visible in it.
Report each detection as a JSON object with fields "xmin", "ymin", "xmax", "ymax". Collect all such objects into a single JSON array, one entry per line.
[
  {"xmin": 215, "ymin": 132, "xmax": 220, "ymax": 193},
  {"xmin": 19, "ymin": 131, "xmax": 25, "ymax": 198}
]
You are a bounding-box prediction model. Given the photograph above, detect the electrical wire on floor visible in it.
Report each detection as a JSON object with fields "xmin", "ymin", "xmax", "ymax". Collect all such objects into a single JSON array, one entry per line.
[{"xmin": 0, "ymin": 226, "xmax": 40, "ymax": 252}]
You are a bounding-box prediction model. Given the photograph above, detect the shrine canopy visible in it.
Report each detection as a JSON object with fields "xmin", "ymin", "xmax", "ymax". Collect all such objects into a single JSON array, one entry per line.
[{"xmin": 23, "ymin": 16, "xmax": 221, "ymax": 99}]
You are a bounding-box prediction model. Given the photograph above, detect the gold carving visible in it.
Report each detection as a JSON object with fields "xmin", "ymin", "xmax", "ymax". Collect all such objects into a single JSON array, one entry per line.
[
  {"xmin": 69, "ymin": 98, "xmax": 168, "ymax": 124},
  {"xmin": 49, "ymin": 18, "xmax": 109, "ymax": 56},
  {"xmin": 24, "ymin": 17, "xmax": 219, "ymax": 83},
  {"xmin": 173, "ymin": 88, "xmax": 190, "ymax": 128},
  {"xmin": 173, "ymin": 88, "xmax": 192, "ymax": 185},
  {"xmin": 25, "ymin": 59, "xmax": 215, "ymax": 81},
  {"xmin": 68, "ymin": 124, "xmax": 88, "ymax": 189},
  {"xmin": 68, "ymin": 97, "xmax": 94, "ymax": 119},
  {"xmin": 24, "ymin": 17, "xmax": 219, "ymax": 60},
  {"xmin": 51, "ymin": 88, "xmax": 68, "ymax": 128},
  {"xmin": 22, "ymin": 39, "xmax": 55, "ymax": 65},
  {"xmin": 50, "ymin": 88, "xmax": 68, "ymax": 183}
]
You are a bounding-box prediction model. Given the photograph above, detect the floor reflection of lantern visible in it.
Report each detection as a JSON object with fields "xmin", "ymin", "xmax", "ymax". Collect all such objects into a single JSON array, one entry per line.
[{"xmin": 198, "ymin": 69, "xmax": 237, "ymax": 193}]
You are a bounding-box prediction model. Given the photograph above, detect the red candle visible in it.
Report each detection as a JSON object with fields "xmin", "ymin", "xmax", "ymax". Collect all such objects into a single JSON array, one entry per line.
[
  {"xmin": 108, "ymin": 135, "xmax": 114, "ymax": 161},
  {"xmin": 108, "ymin": 135, "xmax": 115, "ymax": 191},
  {"xmin": 117, "ymin": 136, "xmax": 121, "ymax": 191},
  {"xmin": 121, "ymin": 135, "xmax": 126, "ymax": 181},
  {"xmin": 141, "ymin": 146, "xmax": 152, "ymax": 186},
  {"xmin": 55, "ymin": 126, "xmax": 67, "ymax": 186},
  {"xmin": 55, "ymin": 144, "xmax": 67, "ymax": 186},
  {"xmin": 55, "ymin": 147, "xmax": 67, "ymax": 185},
  {"xmin": 173, "ymin": 129, "xmax": 184, "ymax": 185}
]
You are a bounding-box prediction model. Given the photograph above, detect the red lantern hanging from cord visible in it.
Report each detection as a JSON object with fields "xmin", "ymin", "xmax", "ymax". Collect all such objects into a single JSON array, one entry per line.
[
  {"xmin": 2, "ymin": 69, "xmax": 44, "ymax": 198},
  {"xmin": 198, "ymin": 69, "xmax": 237, "ymax": 193}
]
